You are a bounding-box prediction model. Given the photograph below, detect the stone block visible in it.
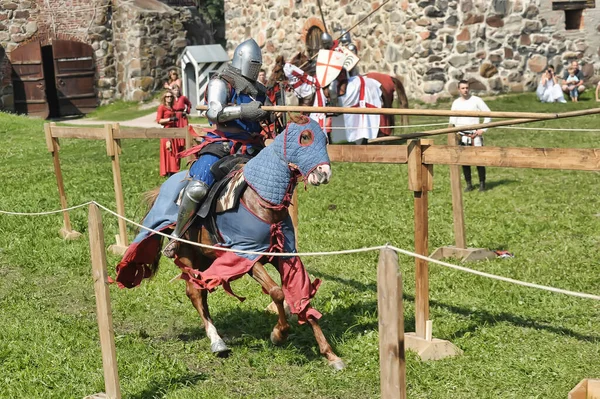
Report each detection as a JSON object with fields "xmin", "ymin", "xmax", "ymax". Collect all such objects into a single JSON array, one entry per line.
[
  {"xmin": 424, "ymin": 5, "xmax": 444, "ymax": 18},
  {"xmin": 463, "ymin": 13, "xmax": 484, "ymax": 25},
  {"xmin": 455, "ymin": 42, "xmax": 474, "ymax": 53},
  {"xmin": 486, "ymin": 15, "xmax": 504, "ymax": 28},
  {"xmin": 519, "ymin": 34, "xmax": 531, "ymax": 46},
  {"xmin": 423, "ymin": 80, "xmax": 444, "ymax": 93},
  {"xmin": 10, "ymin": 33, "xmax": 26, "ymax": 42},
  {"xmin": 467, "ymin": 78, "xmax": 486, "ymax": 91},
  {"xmin": 522, "ymin": 4, "xmax": 539, "ymax": 19},
  {"xmin": 504, "ymin": 47, "xmax": 513, "ymax": 59},
  {"xmin": 561, "ymin": 51, "xmax": 580, "ymax": 60},
  {"xmin": 492, "ymin": 0, "xmax": 510, "ymax": 16},
  {"xmin": 522, "ymin": 20, "xmax": 541, "ymax": 34},
  {"xmin": 25, "ymin": 21, "xmax": 37, "ymax": 35},
  {"xmin": 527, "ymin": 54, "xmax": 547, "ymax": 73},
  {"xmin": 447, "ymin": 80, "xmax": 459, "ymax": 95},
  {"xmin": 3, "ymin": 3, "xmax": 17, "ymax": 11},
  {"xmin": 457, "ymin": 28, "xmax": 470, "ymax": 41},
  {"xmin": 448, "ymin": 54, "xmax": 469, "ymax": 67}
]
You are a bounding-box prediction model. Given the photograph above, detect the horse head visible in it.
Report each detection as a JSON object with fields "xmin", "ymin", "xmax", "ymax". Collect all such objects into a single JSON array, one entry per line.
[{"xmin": 275, "ymin": 114, "xmax": 331, "ymax": 186}]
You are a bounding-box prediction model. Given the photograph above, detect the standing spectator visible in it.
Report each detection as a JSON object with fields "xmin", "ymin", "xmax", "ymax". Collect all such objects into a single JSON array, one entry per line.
[
  {"xmin": 171, "ymin": 84, "xmax": 192, "ymax": 127},
  {"xmin": 536, "ymin": 66, "xmax": 566, "ymax": 103},
  {"xmin": 595, "ymin": 81, "xmax": 600, "ymax": 102},
  {"xmin": 565, "ymin": 67, "xmax": 580, "ymax": 102},
  {"xmin": 156, "ymin": 91, "xmax": 181, "ymax": 177},
  {"xmin": 257, "ymin": 69, "xmax": 267, "ymax": 86},
  {"xmin": 164, "ymin": 69, "xmax": 182, "ymax": 91},
  {"xmin": 561, "ymin": 60, "xmax": 585, "ymax": 96},
  {"xmin": 449, "ymin": 80, "xmax": 491, "ymax": 192}
]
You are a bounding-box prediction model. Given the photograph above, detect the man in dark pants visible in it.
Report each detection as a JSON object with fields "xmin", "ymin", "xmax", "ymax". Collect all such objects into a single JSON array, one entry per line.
[{"xmin": 449, "ymin": 80, "xmax": 491, "ymax": 192}]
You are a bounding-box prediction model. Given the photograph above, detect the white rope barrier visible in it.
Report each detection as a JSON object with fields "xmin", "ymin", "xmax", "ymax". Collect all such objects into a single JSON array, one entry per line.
[
  {"xmin": 0, "ymin": 202, "xmax": 93, "ymax": 216},
  {"xmin": 2, "ymin": 200, "xmax": 599, "ymax": 301}
]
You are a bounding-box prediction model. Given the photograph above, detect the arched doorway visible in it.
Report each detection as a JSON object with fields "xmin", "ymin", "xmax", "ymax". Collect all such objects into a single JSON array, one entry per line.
[
  {"xmin": 11, "ymin": 39, "xmax": 97, "ymax": 118},
  {"xmin": 305, "ymin": 25, "xmax": 323, "ymax": 58}
]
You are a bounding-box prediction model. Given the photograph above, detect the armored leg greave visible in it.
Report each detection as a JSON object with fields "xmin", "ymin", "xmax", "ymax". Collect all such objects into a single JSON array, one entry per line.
[{"xmin": 163, "ymin": 180, "xmax": 210, "ymax": 258}]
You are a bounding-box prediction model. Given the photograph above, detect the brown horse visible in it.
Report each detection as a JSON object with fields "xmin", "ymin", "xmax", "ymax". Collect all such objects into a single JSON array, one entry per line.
[{"xmin": 116, "ymin": 115, "xmax": 345, "ymax": 370}]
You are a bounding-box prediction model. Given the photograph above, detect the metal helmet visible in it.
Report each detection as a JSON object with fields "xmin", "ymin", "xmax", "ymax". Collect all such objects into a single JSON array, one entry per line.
[
  {"xmin": 231, "ymin": 38, "xmax": 263, "ymax": 81},
  {"xmin": 339, "ymin": 30, "xmax": 352, "ymax": 45},
  {"xmin": 346, "ymin": 43, "xmax": 358, "ymax": 54},
  {"xmin": 320, "ymin": 32, "xmax": 333, "ymax": 49}
]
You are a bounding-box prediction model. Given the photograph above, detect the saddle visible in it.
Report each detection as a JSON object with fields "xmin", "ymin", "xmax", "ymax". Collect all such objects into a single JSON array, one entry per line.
[{"xmin": 195, "ymin": 154, "xmax": 250, "ymax": 242}]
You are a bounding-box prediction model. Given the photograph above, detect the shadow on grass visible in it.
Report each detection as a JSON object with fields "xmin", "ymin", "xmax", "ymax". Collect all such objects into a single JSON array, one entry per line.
[
  {"xmin": 311, "ymin": 271, "xmax": 599, "ymax": 343},
  {"xmin": 129, "ymin": 372, "xmax": 207, "ymax": 399},
  {"xmin": 484, "ymin": 178, "xmax": 519, "ymax": 191}
]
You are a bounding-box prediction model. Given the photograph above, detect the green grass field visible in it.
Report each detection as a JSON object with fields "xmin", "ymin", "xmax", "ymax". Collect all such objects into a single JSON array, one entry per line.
[{"xmin": 1, "ymin": 92, "xmax": 599, "ymax": 398}]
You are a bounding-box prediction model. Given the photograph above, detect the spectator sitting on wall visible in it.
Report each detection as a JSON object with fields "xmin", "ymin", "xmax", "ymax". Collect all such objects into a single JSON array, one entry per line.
[
  {"xmin": 561, "ymin": 60, "xmax": 585, "ymax": 96},
  {"xmin": 164, "ymin": 69, "xmax": 182, "ymax": 91},
  {"xmin": 536, "ymin": 65, "xmax": 566, "ymax": 103}
]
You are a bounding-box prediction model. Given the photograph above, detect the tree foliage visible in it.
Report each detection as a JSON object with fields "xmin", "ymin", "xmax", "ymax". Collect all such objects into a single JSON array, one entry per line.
[{"xmin": 198, "ymin": 0, "xmax": 223, "ymax": 24}]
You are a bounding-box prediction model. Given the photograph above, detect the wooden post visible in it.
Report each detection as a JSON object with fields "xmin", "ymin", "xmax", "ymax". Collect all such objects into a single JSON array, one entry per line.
[
  {"xmin": 88, "ymin": 203, "xmax": 121, "ymax": 399},
  {"xmin": 377, "ymin": 248, "xmax": 406, "ymax": 399},
  {"xmin": 405, "ymin": 140, "xmax": 463, "ymax": 361},
  {"xmin": 429, "ymin": 132, "xmax": 497, "ymax": 262},
  {"xmin": 407, "ymin": 139, "xmax": 429, "ymax": 338},
  {"xmin": 44, "ymin": 122, "xmax": 81, "ymax": 240},
  {"xmin": 448, "ymin": 131, "xmax": 466, "ymax": 249},
  {"xmin": 106, "ymin": 124, "xmax": 128, "ymax": 255}
]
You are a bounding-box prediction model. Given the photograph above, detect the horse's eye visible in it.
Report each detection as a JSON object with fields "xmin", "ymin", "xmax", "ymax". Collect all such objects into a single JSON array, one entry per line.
[{"xmin": 299, "ymin": 130, "xmax": 314, "ymax": 146}]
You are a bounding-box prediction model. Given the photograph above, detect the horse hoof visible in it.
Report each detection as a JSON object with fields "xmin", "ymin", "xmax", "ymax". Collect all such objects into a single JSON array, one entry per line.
[
  {"xmin": 329, "ymin": 358, "xmax": 346, "ymax": 371},
  {"xmin": 211, "ymin": 340, "xmax": 231, "ymax": 357},
  {"xmin": 270, "ymin": 330, "xmax": 288, "ymax": 346}
]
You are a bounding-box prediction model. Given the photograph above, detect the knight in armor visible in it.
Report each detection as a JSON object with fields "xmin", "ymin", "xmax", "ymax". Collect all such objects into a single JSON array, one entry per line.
[{"xmin": 163, "ymin": 38, "xmax": 270, "ymax": 258}]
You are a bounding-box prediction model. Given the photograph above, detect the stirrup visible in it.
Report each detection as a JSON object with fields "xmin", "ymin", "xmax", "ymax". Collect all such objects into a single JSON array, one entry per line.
[{"xmin": 163, "ymin": 239, "xmax": 179, "ymax": 258}]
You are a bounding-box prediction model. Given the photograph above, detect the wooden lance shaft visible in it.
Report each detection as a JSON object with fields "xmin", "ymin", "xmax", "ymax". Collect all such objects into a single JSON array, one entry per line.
[
  {"xmin": 196, "ymin": 104, "xmax": 567, "ymax": 119},
  {"xmin": 368, "ymin": 107, "xmax": 600, "ymax": 143}
]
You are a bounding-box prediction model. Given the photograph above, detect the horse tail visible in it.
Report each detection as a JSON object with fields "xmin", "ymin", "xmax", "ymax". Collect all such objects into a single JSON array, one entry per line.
[
  {"xmin": 391, "ymin": 76, "xmax": 410, "ymax": 127},
  {"xmin": 143, "ymin": 186, "xmax": 161, "ymax": 210}
]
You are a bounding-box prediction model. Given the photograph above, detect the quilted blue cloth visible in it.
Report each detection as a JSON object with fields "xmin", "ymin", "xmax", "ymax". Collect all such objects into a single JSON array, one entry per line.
[{"xmin": 243, "ymin": 118, "xmax": 330, "ymax": 205}]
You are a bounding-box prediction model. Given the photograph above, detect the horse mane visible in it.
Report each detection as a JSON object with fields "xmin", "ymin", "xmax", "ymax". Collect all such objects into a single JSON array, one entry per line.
[
  {"xmin": 289, "ymin": 52, "xmax": 313, "ymax": 74},
  {"xmin": 267, "ymin": 55, "xmax": 286, "ymax": 87}
]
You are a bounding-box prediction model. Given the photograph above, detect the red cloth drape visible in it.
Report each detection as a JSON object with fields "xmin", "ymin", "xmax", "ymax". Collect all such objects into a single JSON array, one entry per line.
[{"xmin": 156, "ymin": 104, "xmax": 184, "ymax": 176}]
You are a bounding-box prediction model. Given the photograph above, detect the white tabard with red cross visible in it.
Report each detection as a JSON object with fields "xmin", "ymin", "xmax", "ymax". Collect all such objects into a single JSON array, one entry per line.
[{"xmin": 335, "ymin": 75, "xmax": 382, "ymax": 142}]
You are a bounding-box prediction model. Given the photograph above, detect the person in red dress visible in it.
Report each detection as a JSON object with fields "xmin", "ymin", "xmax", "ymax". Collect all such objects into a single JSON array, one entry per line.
[
  {"xmin": 156, "ymin": 91, "xmax": 183, "ymax": 177},
  {"xmin": 171, "ymin": 84, "xmax": 192, "ymax": 128}
]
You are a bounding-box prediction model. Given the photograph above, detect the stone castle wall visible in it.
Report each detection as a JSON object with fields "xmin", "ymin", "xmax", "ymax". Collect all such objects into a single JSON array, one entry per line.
[
  {"xmin": 225, "ymin": 0, "xmax": 600, "ymax": 101},
  {"xmin": 0, "ymin": 0, "xmax": 216, "ymax": 110}
]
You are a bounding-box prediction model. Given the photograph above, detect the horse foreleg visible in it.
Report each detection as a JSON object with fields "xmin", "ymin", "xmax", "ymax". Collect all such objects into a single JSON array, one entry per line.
[
  {"xmin": 251, "ymin": 262, "xmax": 290, "ymax": 345},
  {"xmin": 185, "ymin": 280, "xmax": 230, "ymax": 356},
  {"xmin": 306, "ymin": 314, "xmax": 346, "ymax": 371}
]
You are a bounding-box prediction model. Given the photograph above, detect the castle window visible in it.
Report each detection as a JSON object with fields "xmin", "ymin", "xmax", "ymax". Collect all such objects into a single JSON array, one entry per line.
[{"xmin": 552, "ymin": 0, "xmax": 595, "ymax": 30}]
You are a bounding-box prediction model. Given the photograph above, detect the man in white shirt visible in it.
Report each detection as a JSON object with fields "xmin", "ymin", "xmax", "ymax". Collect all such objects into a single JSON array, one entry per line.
[{"xmin": 449, "ymin": 80, "xmax": 491, "ymax": 192}]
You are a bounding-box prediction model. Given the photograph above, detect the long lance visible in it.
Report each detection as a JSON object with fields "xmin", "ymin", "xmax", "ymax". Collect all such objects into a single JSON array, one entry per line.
[
  {"xmin": 300, "ymin": 0, "xmax": 392, "ymax": 69},
  {"xmin": 317, "ymin": 0, "xmax": 328, "ymax": 34},
  {"xmin": 367, "ymin": 107, "xmax": 600, "ymax": 143},
  {"xmin": 196, "ymin": 104, "xmax": 589, "ymax": 119}
]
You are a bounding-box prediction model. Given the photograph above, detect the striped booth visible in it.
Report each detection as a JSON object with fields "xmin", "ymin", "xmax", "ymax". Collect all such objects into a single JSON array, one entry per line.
[{"xmin": 181, "ymin": 44, "xmax": 230, "ymax": 115}]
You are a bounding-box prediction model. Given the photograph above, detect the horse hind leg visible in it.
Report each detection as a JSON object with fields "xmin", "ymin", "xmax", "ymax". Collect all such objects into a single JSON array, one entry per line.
[
  {"xmin": 306, "ymin": 314, "xmax": 346, "ymax": 371},
  {"xmin": 251, "ymin": 262, "xmax": 290, "ymax": 345}
]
